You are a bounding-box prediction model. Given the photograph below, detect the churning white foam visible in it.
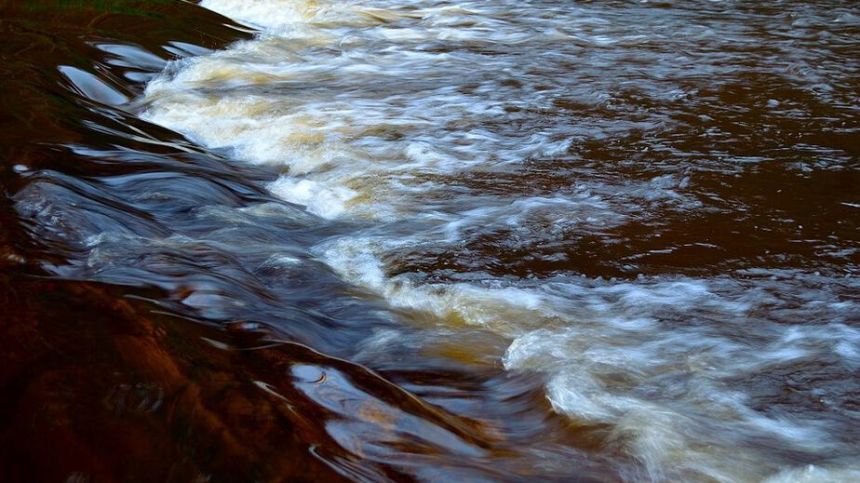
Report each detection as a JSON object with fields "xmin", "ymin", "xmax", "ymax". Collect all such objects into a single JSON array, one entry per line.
[
  {"xmin": 317, "ymin": 234, "xmax": 860, "ymax": 481},
  {"xmin": 139, "ymin": 0, "xmax": 860, "ymax": 481}
]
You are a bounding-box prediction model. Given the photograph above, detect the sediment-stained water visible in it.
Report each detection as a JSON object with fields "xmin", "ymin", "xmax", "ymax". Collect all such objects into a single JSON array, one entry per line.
[{"xmin": 2, "ymin": 0, "xmax": 859, "ymax": 481}]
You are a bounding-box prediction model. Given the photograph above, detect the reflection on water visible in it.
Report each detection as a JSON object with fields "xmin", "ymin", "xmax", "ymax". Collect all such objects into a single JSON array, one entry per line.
[{"xmin": 1, "ymin": 0, "xmax": 859, "ymax": 481}]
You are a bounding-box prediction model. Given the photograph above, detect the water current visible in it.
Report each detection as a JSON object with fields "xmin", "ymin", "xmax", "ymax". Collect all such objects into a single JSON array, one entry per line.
[{"xmin": 3, "ymin": 0, "xmax": 859, "ymax": 481}]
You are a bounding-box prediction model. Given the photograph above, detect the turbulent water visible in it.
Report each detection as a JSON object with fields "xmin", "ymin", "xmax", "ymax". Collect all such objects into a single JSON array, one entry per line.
[{"xmin": 11, "ymin": 0, "xmax": 859, "ymax": 481}]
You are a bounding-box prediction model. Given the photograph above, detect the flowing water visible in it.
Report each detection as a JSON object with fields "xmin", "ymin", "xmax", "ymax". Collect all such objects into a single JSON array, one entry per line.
[{"xmin": 3, "ymin": 0, "xmax": 860, "ymax": 481}]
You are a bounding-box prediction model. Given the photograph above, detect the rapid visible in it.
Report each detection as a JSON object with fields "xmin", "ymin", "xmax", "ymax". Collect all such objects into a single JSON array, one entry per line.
[{"xmin": 6, "ymin": 0, "xmax": 859, "ymax": 481}]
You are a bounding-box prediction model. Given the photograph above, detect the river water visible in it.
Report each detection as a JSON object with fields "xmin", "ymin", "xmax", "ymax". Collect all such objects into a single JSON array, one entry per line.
[{"xmin": 4, "ymin": 0, "xmax": 860, "ymax": 481}]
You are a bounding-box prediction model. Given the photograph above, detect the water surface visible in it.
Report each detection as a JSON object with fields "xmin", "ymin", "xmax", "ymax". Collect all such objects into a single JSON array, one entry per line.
[{"xmin": 2, "ymin": 0, "xmax": 859, "ymax": 481}]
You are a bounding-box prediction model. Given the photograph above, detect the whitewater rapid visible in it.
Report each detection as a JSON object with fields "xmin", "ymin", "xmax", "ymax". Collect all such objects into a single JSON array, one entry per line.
[{"xmin": 136, "ymin": 0, "xmax": 860, "ymax": 481}]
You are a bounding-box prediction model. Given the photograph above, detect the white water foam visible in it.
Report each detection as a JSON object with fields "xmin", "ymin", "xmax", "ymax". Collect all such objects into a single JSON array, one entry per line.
[
  {"xmin": 139, "ymin": 0, "xmax": 860, "ymax": 480},
  {"xmin": 317, "ymin": 234, "xmax": 860, "ymax": 481}
]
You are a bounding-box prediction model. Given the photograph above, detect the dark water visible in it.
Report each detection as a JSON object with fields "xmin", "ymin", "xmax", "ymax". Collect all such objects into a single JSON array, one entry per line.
[{"xmin": 1, "ymin": 1, "xmax": 858, "ymax": 481}]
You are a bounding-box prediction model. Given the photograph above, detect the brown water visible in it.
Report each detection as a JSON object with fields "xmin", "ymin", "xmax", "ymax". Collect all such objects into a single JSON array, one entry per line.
[{"xmin": 1, "ymin": 0, "xmax": 859, "ymax": 481}]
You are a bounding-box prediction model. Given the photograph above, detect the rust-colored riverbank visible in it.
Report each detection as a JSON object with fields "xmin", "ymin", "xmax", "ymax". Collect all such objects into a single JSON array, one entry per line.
[{"xmin": 0, "ymin": 2, "xmax": 334, "ymax": 480}]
